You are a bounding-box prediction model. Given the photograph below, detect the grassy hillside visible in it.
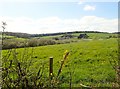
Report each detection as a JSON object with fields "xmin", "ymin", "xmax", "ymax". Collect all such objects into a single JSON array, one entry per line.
[
  {"xmin": 2, "ymin": 32, "xmax": 118, "ymax": 49},
  {"xmin": 37, "ymin": 32, "xmax": 118, "ymax": 39},
  {"xmin": 2, "ymin": 38, "xmax": 118, "ymax": 87}
]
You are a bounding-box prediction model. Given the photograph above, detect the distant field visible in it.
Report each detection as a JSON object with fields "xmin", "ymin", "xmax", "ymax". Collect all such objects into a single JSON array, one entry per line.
[
  {"xmin": 0, "ymin": 35, "xmax": 15, "ymax": 39},
  {"xmin": 2, "ymin": 32, "xmax": 118, "ymax": 50},
  {"xmin": 36, "ymin": 33, "xmax": 118, "ymax": 40},
  {"xmin": 1, "ymin": 32, "xmax": 118, "ymax": 40},
  {"xmin": 2, "ymin": 38, "xmax": 118, "ymax": 87},
  {"xmin": 40, "ymin": 34, "xmax": 63, "ymax": 39}
]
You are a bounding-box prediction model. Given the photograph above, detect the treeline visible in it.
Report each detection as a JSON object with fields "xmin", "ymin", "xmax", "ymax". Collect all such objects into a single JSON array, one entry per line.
[
  {"xmin": 113, "ymin": 32, "xmax": 120, "ymax": 34},
  {"xmin": 1, "ymin": 31, "xmax": 109, "ymax": 38},
  {"xmin": 30, "ymin": 31, "xmax": 108, "ymax": 37},
  {"xmin": 1, "ymin": 32, "xmax": 31, "ymax": 38}
]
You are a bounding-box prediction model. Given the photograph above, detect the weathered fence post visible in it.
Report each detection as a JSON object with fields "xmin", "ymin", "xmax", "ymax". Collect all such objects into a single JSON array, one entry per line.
[
  {"xmin": 49, "ymin": 57, "xmax": 53, "ymax": 79},
  {"xmin": 49, "ymin": 57, "xmax": 53, "ymax": 88}
]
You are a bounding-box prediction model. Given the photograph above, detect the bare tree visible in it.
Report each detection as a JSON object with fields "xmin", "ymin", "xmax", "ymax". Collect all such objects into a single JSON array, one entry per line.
[{"xmin": 1, "ymin": 21, "xmax": 7, "ymax": 45}]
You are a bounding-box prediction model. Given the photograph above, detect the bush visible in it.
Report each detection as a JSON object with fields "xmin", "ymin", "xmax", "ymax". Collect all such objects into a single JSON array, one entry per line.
[
  {"xmin": 3, "ymin": 39, "xmax": 18, "ymax": 49},
  {"xmin": 2, "ymin": 39, "xmax": 28, "ymax": 49},
  {"xmin": 27, "ymin": 38, "xmax": 56, "ymax": 47},
  {"xmin": 2, "ymin": 38, "xmax": 56, "ymax": 49},
  {"xmin": 27, "ymin": 39, "xmax": 38, "ymax": 47}
]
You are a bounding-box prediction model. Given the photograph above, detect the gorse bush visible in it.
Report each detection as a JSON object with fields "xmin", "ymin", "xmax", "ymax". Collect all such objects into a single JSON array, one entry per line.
[
  {"xmin": 27, "ymin": 39, "xmax": 38, "ymax": 47},
  {"xmin": 3, "ymin": 39, "xmax": 19, "ymax": 49},
  {"xmin": 2, "ymin": 39, "xmax": 27, "ymax": 49},
  {"xmin": 27, "ymin": 38, "xmax": 56, "ymax": 47},
  {"xmin": 37, "ymin": 39, "xmax": 56, "ymax": 46},
  {"xmin": 2, "ymin": 38, "xmax": 56, "ymax": 49},
  {"xmin": 2, "ymin": 38, "xmax": 77, "ymax": 49}
]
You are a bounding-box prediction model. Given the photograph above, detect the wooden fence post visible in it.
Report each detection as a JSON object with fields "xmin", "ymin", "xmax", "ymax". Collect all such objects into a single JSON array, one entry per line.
[{"xmin": 49, "ymin": 57, "xmax": 53, "ymax": 79}]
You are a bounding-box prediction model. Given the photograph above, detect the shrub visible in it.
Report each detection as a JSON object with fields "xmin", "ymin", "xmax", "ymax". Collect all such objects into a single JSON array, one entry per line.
[
  {"xmin": 3, "ymin": 40, "xmax": 17, "ymax": 49},
  {"xmin": 2, "ymin": 38, "xmax": 56, "ymax": 49},
  {"xmin": 37, "ymin": 39, "xmax": 56, "ymax": 46},
  {"xmin": 27, "ymin": 39, "xmax": 38, "ymax": 47}
]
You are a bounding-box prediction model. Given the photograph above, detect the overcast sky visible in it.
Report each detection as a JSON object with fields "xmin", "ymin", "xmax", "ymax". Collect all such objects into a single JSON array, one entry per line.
[{"xmin": 0, "ymin": 0, "xmax": 118, "ymax": 34}]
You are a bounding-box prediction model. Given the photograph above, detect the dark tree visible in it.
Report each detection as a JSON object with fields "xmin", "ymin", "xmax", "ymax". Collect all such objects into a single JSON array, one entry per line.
[{"xmin": 78, "ymin": 33, "xmax": 89, "ymax": 39}]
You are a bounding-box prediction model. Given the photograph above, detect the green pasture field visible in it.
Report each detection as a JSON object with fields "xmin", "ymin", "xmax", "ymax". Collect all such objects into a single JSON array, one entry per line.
[
  {"xmin": 2, "ymin": 38, "xmax": 118, "ymax": 87},
  {"xmin": 33, "ymin": 33, "xmax": 118, "ymax": 42},
  {"xmin": 40, "ymin": 34, "xmax": 63, "ymax": 39},
  {"xmin": 0, "ymin": 35, "xmax": 15, "ymax": 39}
]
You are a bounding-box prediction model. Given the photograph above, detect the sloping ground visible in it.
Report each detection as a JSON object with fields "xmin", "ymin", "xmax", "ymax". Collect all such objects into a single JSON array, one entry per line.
[{"xmin": 2, "ymin": 38, "xmax": 118, "ymax": 87}]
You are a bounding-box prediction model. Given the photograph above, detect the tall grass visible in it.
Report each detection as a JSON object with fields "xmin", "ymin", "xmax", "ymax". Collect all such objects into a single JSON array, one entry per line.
[
  {"xmin": 2, "ymin": 48, "xmax": 47, "ymax": 88},
  {"xmin": 1, "ymin": 38, "xmax": 119, "ymax": 88},
  {"xmin": 2, "ymin": 48, "xmax": 72, "ymax": 88}
]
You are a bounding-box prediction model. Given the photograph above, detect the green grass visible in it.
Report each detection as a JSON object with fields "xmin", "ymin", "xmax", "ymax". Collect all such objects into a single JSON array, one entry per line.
[
  {"xmin": 2, "ymin": 38, "xmax": 118, "ymax": 87},
  {"xmin": 40, "ymin": 35, "xmax": 63, "ymax": 39},
  {"xmin": 65, "ymin": 33, "xmax": 118, "ymax": 39},
  {"xmin": 33, "ymin": 33, "xmax": 118, "ymax": 41}
]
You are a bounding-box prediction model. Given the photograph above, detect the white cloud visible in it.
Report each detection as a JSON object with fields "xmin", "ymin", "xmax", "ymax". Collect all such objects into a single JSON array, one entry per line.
[
  {"xmin": 0, "ymin": 16, "xmax": 118, "ymax": 34},
  {"xmin": 78, "ymin": 0, "xmax": 85, "ymax": 5},
  {"xmin": 83, "ymin": 5, "xmax": 96, "ymax": 11},
  {"xmin": 36, "ymin": 17, "xmax": 62, "ymax": 25}
]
